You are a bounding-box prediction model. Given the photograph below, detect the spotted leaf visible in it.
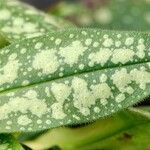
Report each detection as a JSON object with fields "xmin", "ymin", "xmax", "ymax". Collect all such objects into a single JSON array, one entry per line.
[
  {"xmin": 0, "ymin": 0, "xmax": 71, "ymax": 41},
  {"xmin": 0, "ymin": 28, "xmax": 149, "ymax": 132}
]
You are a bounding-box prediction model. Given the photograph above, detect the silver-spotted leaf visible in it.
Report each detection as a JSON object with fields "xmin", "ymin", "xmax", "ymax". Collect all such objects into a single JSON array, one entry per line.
[
  {"xmin": 0, "ymin": 0, "xmax": 71, "ymax": 41},
  {"xmin": 0, "ymin": 28, "xmax": 149, "ymax": 132},
  {"xmin": 0, "ymin": 134, "xmax": 23, "ymax": 150}
]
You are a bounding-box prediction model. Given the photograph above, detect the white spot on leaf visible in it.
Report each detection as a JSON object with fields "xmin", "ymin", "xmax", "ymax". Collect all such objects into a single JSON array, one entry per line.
[
  {"xmin": 59, "ymin": 41, "xmax": 87, "ymax": 66},
  {"xmin": 32, "ymin": 50, "xmax": 59, "ymax": 74}
]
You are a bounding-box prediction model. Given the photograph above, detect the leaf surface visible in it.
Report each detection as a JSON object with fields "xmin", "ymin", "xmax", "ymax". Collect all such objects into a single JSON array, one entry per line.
[
  {"xmin": 0, "ymin": 0, "xmax": 71, "ymax": 41},
  {"xmin": 0, "ymin": 29, "xmax": 149, "ymax": 132}
]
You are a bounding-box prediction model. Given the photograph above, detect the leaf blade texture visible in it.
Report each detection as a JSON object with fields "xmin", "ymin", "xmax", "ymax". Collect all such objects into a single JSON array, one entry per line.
[
  {"xmin": 0, "ymin": 0, "xmax": 71, "ymax": 41},
  {"xmin": 0, "ymin": 29, "xmax": 149, "ymax": 132}
]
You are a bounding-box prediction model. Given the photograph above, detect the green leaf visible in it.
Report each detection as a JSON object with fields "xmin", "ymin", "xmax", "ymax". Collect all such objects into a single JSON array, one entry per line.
[
  {"xmin": 22, "ymin": 109, "xmax": 150, "ymax": 150},
  {"xmin": 0, "ymin": 28, "xmax": 149, "ymax": 132},
  {"xmin": 0, "ymin": 134, "xmax": 23, "ymax": 150},
  {"xmin": 0, "ymin": 0, "xmax": 72, "ymax": 41},
  {"xmin": 0, "ymin": 33, "xmax": 9, "ymax": 49}
]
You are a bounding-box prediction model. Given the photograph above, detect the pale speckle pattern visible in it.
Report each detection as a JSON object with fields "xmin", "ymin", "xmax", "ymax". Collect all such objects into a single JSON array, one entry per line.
[
  {"xmin": 51, "ymin": 83, "xmax": 71, "ymax": 119},
  {"xmin": 91, "ymin": 83, "xmax": 112, "ymax": 106},
  {"xmin": 100, "ymin": 74, "xmax": 107, "ymax": 83},
  {"xmin": 111, "ymin": 68, "xmax": 131, "ymax": 92},
  {"xmin": 20, "ymin": 48, "xmax": 27, "ymax": 54},
  {"xmin": 130, "ymin": 69, "xmax": 150, "ymax": 90},
  {"xmin": 85, "ymin": 38, "xmax": 92, "ymax": 46},
  {"xmin": 72, "ymin": 77, "xmax": 112, "ymax": 115},
  {"xmin": 0, "ymin": 0, "xmax": 61, "ymax": 40},
  {"xmin": 17, "ymin": 115, "xmax": 32, "ymax": 126},
  {"xmin": 59, "ymin": 41, "xmax": 87, "ymax": 66},
  {"xmin": 103, "ymin": 37, "xmax": 113, "ymax": 47},
  {"xmin": 94, "ymin": 107, "xmax": 100, "ymax": 113},
  {"xmin": 79, "ymin": 64, "xmax": 85, "ymax": 70},
  {"xmin": 32, "ymin": 50, "xmax": 59, "ymax": 74},
  {"xmin": 55, "ymin": 38, "xmax": 62, "ymax": 45},
  {"xmin": 116, "ymin": 93, "xmax": 125, "ymax": 103},
  {"xmin": 0, "ymin": 53, "xmax": 20, "ymax": 86},
  {"xmin": 72, "ymin": 77, "xmax": 95, "ymax": 116},
  {"xmin": 89, "ymin": 48, "xmax": 112, "ymax": 66},
  {"xmin": 45, "ymin": 87, "xmax": 51, "ymax": 97},
  {"xmin": 111, "ymin": 49, "xmax": 135, "ymax": 64},
  {"xmin": 93, "ymin": 42, "xmax": 99, "ymax": 47},
  {"xmin": 136, "ymin": 39, "xmax": 146, "ymax": 58},
  {"xmin": 0, "ymin": 29, "xmax": 149, "ymax": 132},
  {"xmin": 0, "ymin": 90, "xmax": 48, "ymax": 120},
  {"xmin": 34, "ymin": 42, "xmax": 43, "ymax": 49},
  {"xmin": 125, "ymin": 37, "xmax": 134, "ymax": 46},
  {"xmin": 22, "ymin": 80, "xmax": 30, "ymax": 86}
]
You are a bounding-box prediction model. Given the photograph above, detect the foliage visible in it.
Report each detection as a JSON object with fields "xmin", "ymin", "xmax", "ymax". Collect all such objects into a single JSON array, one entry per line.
[{"xmin": 0, "ymin": 0, "xmax": 149, "ymax": 149}]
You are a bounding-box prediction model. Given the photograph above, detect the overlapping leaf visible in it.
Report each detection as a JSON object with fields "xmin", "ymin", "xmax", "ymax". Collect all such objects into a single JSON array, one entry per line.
[
  {"xmin": 0, "ymin": 0, "xmax": 72, "ymax": 41},
  {"xmin": 0, "ymin": 29, "xmax": 149, "ymax": 132}
]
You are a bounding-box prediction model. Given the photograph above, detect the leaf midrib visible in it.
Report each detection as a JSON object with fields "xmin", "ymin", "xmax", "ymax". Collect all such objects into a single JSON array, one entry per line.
[{"xmin": 0, "ymin": 60, "xmax": 149, "ymax": 96}]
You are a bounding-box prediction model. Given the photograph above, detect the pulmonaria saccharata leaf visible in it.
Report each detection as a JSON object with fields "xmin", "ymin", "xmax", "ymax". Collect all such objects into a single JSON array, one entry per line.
[
  {"xmin": 0, "ymin": 0, "xmax": 69, "ymax": 41},
  {"xmin": 0, "ymin": 29, "xmax": 149, "ymax": 132}
]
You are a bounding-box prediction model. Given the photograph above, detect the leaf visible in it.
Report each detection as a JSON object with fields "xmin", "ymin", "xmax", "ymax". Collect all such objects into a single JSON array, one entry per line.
[
  {"xmin": 0, "ymin": 134, "xmax": 23, "ymax": 150},
  {"xmin": 0, "ymin": 0, "xmax": 72, "ymax": 41},
  {"xmin": 0, "ymin": 33, "xmax": 9, "ymax": 49},
  {"xmin": 0, "ymin": 28, "xmax": 149, "ymax": 132},
  {"xmin": 22, "ymin": 108, "xmax": 150, "ymax": 150}
]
